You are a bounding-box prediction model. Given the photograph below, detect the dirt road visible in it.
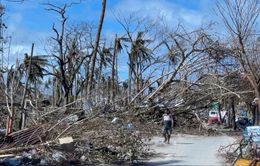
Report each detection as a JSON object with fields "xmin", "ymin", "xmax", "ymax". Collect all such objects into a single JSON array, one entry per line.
[{"xmin": 142, "ymin": 134, "xmax": 235, "ymax": 166}]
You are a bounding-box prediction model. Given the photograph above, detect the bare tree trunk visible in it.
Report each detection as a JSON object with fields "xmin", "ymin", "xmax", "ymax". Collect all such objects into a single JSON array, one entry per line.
[
  {"xmin": 256, "ymin": 92, "xmax": 260, "ymax": 125},
  {"xmin": 98, "ymin": 60, "xmax": 103, "ymax": 102},
  {"xmin": 231, "ymin": 98, "xmax": 236, "ymax": 130},
  {"xmin": 34, "ymin": 80, "xmax": 38, "ymax": 109},
  {"xmin": 256, "ymin": 104, "xmax": 259, "ymax": 125},
  {"xmin": 52, "ymin": 77, "xmax": 55, "ymax": 107},
  {"xmin": 135, "ymin": 61, "xmax": 139, "ymax": 95},
  {"xmin": 6, "ymin": 75, "xmax": 15, "ymax": 135},
  {"xmin": 111, "ymin": 35, "xmax": 117, "ymax": 101},
  {"xmin": 217, "ymin": 102, "xmax": 222, "ymax": 125},
  {"xmin": 115, "ymin": 53, "xmax": 119, "ymax": 95},
  {"xmin": 74, "ymin": 73, "xmax": 77, "ymax": 101},
  {"xmin": 128, "ymin": 63, "xmax": 132, "ymax": 103},
  {"xmin": 107, "ymin": 76, "xmax": 111, "ymax": 103},
  {"xmin": 139, "ymin": 63, "xmax": 143, "ymax": 98},
  {"xmin": 84, "ymin": 62, "xmax": 90, "ymax": 95},
  {"xmin": 19, "ymin": 43, "xmax": 34, "ymax": 130},
  {"xmin": 87, "ymin": 0, "xmax": 106, "ymax": 99}
]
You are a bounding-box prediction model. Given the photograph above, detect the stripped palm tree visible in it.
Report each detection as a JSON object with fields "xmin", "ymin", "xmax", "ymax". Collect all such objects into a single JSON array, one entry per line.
[
  {"xmin": 121, "ymin": 31, "xmax": 153, "ymax": 102},
  {"xmin": 19, "ymin": 45, "xmax": 51, "ymax": 129},
  {"xmin": 22, "ymin": 54, "xmax": 49, "ymax": 108},
  {"xmin": 97, "ymin": 44, "xmax": 112, "ymax": 101},
  {"xmin": 19, "ymin": 53, "xmax": 50, "ymax": 129},
  {"xmin": 111, "ymin": 35, "xmax": 123, "ymax": 101}
]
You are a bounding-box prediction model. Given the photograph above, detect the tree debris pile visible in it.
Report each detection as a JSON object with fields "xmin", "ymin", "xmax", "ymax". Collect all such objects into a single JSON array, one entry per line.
[
  {"xmin": 174, "ymin": 113, "xmax": 210, "ymax": 135},
  {"xmin": 218, "ymin": 137, "xmax": 260, "ymax": 164},
  {"xmin": 134, "ymin": 105, "xmax": 217, "ymax": 135},
  {"xmin": 0, "ymin": 93, "xmax": 221, "ymax": 165},
  {"xmin": 218, "ymin": 138, "xmax": 241, "ymax": 163},
  {"xmin": 0, "ymin": 103, "xmax": 156, "ymax": 165}
]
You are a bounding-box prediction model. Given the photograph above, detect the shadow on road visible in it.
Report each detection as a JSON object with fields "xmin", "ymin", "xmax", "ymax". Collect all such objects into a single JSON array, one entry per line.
[{"xmin": 133, "ymin": 159, "xmax": 182, "ymax": 166}]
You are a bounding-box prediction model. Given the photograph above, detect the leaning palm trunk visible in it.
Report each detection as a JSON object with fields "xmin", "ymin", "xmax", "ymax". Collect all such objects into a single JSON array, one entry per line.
[{"xmin": 87, "ymin": 0, "xmax": 106, "ymax": 99}]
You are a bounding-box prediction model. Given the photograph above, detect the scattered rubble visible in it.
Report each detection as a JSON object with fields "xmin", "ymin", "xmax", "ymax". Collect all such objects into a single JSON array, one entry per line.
[
  {"xmin": 0, "ymin": 96, "xmax": 226, "ymax": 165},
  {"xmin": 218, "ymin": 127, "xmax": 260, "ymax": 165},
  {"xmin": 0, "ymin": 101, "xmax": 158, "ymax": 165}
]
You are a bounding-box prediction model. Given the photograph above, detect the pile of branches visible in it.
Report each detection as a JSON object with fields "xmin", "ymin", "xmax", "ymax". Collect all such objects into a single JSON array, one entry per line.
[
  {"xmin": 218, "ymin": 137, "xmax": 259, "ymax": 164},
  {"xmin": 134, "ymin": 104, "xmax": 217, "ymax": 135},
  {"xmin": 0, "ymin": 100, "xmax": 155, "ymax": 165}
]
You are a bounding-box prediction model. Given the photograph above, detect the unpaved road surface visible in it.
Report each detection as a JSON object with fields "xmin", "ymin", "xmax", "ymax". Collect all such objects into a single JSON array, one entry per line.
[{"xmin": 142, "ymin": 134, "xmax": 235, "ymax": 166}]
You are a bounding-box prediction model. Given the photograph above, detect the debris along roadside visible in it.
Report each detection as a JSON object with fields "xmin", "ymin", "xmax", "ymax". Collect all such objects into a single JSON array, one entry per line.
[
  {"xmin": 0, "ymin": 96, "xmax": 220, "ymax": 165},
  {"xmin": 0, "ymin": 99, "xmax": 155, "ymax": 165},
  {"xmin": 218, "ymin": 126, "xmax": 260, "ymax": 165}
]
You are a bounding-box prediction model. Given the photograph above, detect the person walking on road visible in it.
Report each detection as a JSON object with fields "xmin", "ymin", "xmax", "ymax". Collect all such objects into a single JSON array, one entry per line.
[{"xmin": 162, "ymin": 109, "xmax": 173, "ymax": 144}]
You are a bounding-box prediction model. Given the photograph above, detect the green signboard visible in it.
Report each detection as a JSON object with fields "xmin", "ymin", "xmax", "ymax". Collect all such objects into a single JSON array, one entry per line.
[{"xmin": 211, "ymin": 102, "xmax": 219, "ymax": 110}]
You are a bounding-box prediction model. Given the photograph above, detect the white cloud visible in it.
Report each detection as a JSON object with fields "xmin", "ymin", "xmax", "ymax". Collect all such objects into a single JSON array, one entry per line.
[
  {"xmin": 112, "ymin": 0, "xmax": 206, "ymax": 28},
  {"xmin": 4, "ymin": 10, "xmax": 52, "ymax": 66}
]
